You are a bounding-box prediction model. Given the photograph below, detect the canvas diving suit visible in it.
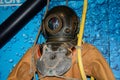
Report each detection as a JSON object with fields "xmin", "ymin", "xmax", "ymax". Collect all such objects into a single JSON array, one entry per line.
[{"xmin": 8, "ymin": 6, "xmax": 115, "ymax": 80}]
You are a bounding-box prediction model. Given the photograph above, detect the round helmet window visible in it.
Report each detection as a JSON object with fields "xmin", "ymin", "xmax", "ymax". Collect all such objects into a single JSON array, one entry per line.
[
  {"xmin": 45, "ymin": 15, "xmax": 62, "ymax": 34},
  {"xmin": 48, "ymin": 17, "xmax": 59, "ymax": 30}
]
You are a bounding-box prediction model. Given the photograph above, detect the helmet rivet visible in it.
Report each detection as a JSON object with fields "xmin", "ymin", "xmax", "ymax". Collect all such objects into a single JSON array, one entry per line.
[{"xmin": 65, "ymin": 28, "xmax": 70, "ymax": 33}]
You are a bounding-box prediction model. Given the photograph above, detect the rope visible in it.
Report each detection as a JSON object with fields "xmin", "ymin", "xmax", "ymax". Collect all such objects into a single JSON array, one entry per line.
[
  {"xmin": 77, "ymin": 0, "xmax": 88, "ymax": 80},
  {"xmin": 30, "ymin": 24, "xmax": 42, "ymax": 80},
  {"xmin": 91, "ymin": 76, "xmax": 94, "ymax": 80},
  {"xmin": 43, "ymin": 0, "xmax": 50, "ymax": 19},
  {"xmin": 30, "ymin": 0, "xmax": 50, "ymax": 80},
  {"xmin": 66, "ymin": 0, "xmax": 68, "ymax": 6}
]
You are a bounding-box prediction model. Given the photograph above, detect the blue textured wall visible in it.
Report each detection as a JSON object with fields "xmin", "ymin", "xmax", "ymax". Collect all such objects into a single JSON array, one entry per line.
[{"xmin": 0, "ymin": 0, "xmax": 120, "ymax": 80}]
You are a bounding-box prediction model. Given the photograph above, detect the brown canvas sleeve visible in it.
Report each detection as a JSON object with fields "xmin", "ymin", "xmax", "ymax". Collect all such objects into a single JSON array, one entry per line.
[
  {"xmin": 7, "ymin": 45, "xmax": 40, "ymax": 80},
  {"xmin": 81, "ymin": 43, "xmax": 115, "ymax": 80}
]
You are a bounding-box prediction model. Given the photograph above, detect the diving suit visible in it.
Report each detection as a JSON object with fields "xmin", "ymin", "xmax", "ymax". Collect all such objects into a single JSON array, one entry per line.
[{"xmin": 8, "ymin": 6, "xmax": 115, "ymax": 80}]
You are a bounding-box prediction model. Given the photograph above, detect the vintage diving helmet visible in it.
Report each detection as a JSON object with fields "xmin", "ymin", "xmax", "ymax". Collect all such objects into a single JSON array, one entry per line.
[{"xmin": 36, "ymin": 6, "xmax": 79, "ymax": 77}]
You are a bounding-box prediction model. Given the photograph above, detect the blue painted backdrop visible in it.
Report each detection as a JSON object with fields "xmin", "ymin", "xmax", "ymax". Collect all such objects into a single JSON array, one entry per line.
[{"xmin": 0, "ymin": 0, "xmax": 120, "ymax": 80}]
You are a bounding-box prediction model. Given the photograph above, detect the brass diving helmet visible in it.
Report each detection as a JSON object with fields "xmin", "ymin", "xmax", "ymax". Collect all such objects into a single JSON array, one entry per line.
[
  {"xmin": 43, "ymin": 6, "xmax": 79, "ymax": 44},
  {"xmin": 37, "ymin": 6, "xmax": 80, "ymax": 77}
]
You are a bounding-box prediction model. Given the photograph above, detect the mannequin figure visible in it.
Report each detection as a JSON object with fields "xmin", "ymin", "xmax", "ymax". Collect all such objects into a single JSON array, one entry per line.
[{"xmin": 8, "ymin": 6, "xmax": 115, "ymax": 80}]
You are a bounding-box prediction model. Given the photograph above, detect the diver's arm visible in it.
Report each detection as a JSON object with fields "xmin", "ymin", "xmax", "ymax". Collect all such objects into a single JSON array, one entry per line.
[
  {"xmin": 8, "ymin": 45, "xmax": 40, "ymax": 80},
  {"xmin": 82, "ymin": 43, "xmax": 115, "ymax": 80}
]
